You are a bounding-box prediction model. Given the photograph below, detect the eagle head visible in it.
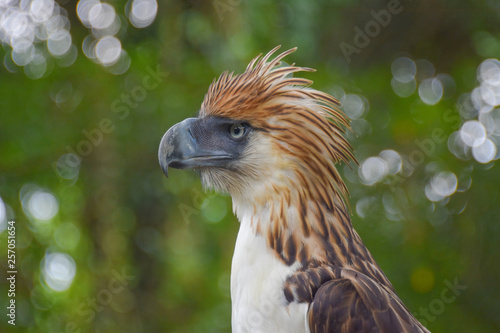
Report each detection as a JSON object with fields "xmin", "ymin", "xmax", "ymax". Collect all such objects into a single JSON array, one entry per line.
[{"xmin": 159, "ymin": 46, "xmax": 355, "ymax": 208}]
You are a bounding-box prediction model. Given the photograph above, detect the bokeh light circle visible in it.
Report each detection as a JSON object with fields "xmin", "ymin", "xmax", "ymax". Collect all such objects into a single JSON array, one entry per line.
[
  {"xmin": 359, "ymin": 157, "xmax": 387, "ymax": 185},
  {"xmin": 47, "ymin": 29, "xmax": 72, "ymax": 57},
  {"xmin": 391, "ymin": 57, "xmax": 416, "ymax": 83},
  {"xmin": 379, "ymin": 149, "xmax": 402, "ymax": 175},
  {"xmin": 431, "ymin": 171, "xmax": 458, "ymax": 197},
  {"xmin": 472, "ymin": 138, "xmax": 496, "ymax": 163},
  {"xmin": 0, "ymin": 196, "xmax": 6, "ymax": 233},
  {"xmin": 128, "ymin": 0, "xmax": 158, "ymax": 28},
  {"xmin": 77, "ymin": 0, "xmax": 101, "ymax": 28},
  {"xmin": 342, "ymin": 94, "xmax": 365, "ymax": 119},
  {"xmin": 460, "ymin": 120, "xmax": 486, "ymax": 147},
  {"xmin": 478, "ymin": 58, "xmax": 500, "ymax": 86},
  {"xmin": 88, "ymin": 3, "xmax": 116, "ymax": 30},
  {"xmin": 42, "ymin": 252, "xmax": 76, "ymax": 292},
  {"xmin": 30, "ymin": 0, "xmax": 55, "ymax": 23},
  {"xmin": 391, "ymin": 77, "xmax": 416, "ymax": 98},
  {"xmin": 418, "ymin": 78, "xmax": 443, "ymax": 105},
  {"xmin": 28, "ymin": 190, "xmax": 59, "ymax": 221},
  {"xmin": 95, "ymin": 36, "xmax": 121, "ymax": 66}
]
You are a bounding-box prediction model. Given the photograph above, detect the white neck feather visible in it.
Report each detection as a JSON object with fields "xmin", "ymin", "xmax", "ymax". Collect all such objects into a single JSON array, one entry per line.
[{"xmin": 230, "ymin": 207, "xmax": 309, "ymax": 333}]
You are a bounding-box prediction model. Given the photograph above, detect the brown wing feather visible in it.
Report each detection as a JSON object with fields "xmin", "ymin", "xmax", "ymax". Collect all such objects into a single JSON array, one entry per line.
[{"xmin": 308, "ymin": 268, "xmax": 430, "ymax": 333}]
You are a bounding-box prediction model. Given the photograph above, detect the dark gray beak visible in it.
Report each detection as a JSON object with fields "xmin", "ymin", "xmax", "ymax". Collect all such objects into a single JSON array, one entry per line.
[{"xmin": 158, "ymin": 117, "xmax": 233, "ymax": 177}]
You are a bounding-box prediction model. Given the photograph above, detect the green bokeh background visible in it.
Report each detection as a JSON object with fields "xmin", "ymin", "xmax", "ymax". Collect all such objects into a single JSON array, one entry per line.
[{"xmin": 1, "ymin": 0, "xmax": 500, "ymax": 332}]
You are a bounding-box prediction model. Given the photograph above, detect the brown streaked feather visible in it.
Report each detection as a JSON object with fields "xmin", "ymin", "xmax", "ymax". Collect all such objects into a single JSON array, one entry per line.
[{"xmin": 308, "ymin": 268, "xmax": 427, "ymax": 333}]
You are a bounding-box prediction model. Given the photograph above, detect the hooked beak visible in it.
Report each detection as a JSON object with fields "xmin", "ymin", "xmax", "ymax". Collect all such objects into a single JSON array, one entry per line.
[{"xmin": 158, "ymin": 117, "xmax": 233, "ymax": 177}]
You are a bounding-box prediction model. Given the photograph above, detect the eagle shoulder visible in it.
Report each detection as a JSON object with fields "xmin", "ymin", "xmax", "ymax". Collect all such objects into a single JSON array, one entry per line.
[{"xmin": 307, "ymin": 267, "xmax": 430, "ymax": 333}]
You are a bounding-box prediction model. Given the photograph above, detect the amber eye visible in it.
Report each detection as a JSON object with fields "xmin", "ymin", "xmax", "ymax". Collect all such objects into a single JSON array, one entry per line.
[{"xmin": 229, "ymin": 123, "xmax": 246, "ymax": 139}]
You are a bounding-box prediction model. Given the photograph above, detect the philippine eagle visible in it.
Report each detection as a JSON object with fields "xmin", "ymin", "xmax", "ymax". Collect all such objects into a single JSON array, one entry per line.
[{"xmin": 158, "ymin": 46, "xmax": 430, "ymax": 333}]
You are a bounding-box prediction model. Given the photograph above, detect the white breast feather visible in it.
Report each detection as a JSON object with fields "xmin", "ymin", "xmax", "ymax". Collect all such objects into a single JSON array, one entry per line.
[{"xmin": 230, "ymin": 203, "xmax": 310, "ymax": 333}]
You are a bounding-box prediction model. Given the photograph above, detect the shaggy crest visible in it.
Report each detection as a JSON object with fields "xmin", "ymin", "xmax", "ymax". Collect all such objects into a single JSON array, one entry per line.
[{"xmin": 200, "ymin": 46, "xmax": 356, "ymax": 203}]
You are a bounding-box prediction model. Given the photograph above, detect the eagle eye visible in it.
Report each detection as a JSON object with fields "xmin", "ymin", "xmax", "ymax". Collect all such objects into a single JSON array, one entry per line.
[{"xmin": 229, "ymin": 123, "xmax": 246, "ymax": 139}]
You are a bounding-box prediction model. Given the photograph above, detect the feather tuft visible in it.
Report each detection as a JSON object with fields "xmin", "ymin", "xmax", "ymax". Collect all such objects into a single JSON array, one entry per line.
[{"xmin": 201, "ymin": 47, "xmax": 356, "ymax": 205}]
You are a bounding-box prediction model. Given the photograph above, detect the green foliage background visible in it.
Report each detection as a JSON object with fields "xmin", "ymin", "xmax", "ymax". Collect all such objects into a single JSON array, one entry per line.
[{"xmin": 1, "ymin": 0, "xmax": 500, "ymax": 332}]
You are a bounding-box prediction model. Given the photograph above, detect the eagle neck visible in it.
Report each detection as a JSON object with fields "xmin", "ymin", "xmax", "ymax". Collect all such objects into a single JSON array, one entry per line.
[{"xmin": 232, "ymin": 183, "xmax": 367, "ymax": 269}]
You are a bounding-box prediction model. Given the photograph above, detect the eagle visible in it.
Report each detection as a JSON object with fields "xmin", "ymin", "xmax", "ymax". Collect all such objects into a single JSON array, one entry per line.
[{"xmin": 158, "ymin": 46, "xmax": 430, "ymax": 333}]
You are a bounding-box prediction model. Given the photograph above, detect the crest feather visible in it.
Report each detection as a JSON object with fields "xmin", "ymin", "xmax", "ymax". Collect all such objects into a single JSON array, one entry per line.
[{"xmin": 200, "ymin": 46, "xmax": 357, "ymax": 202}]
